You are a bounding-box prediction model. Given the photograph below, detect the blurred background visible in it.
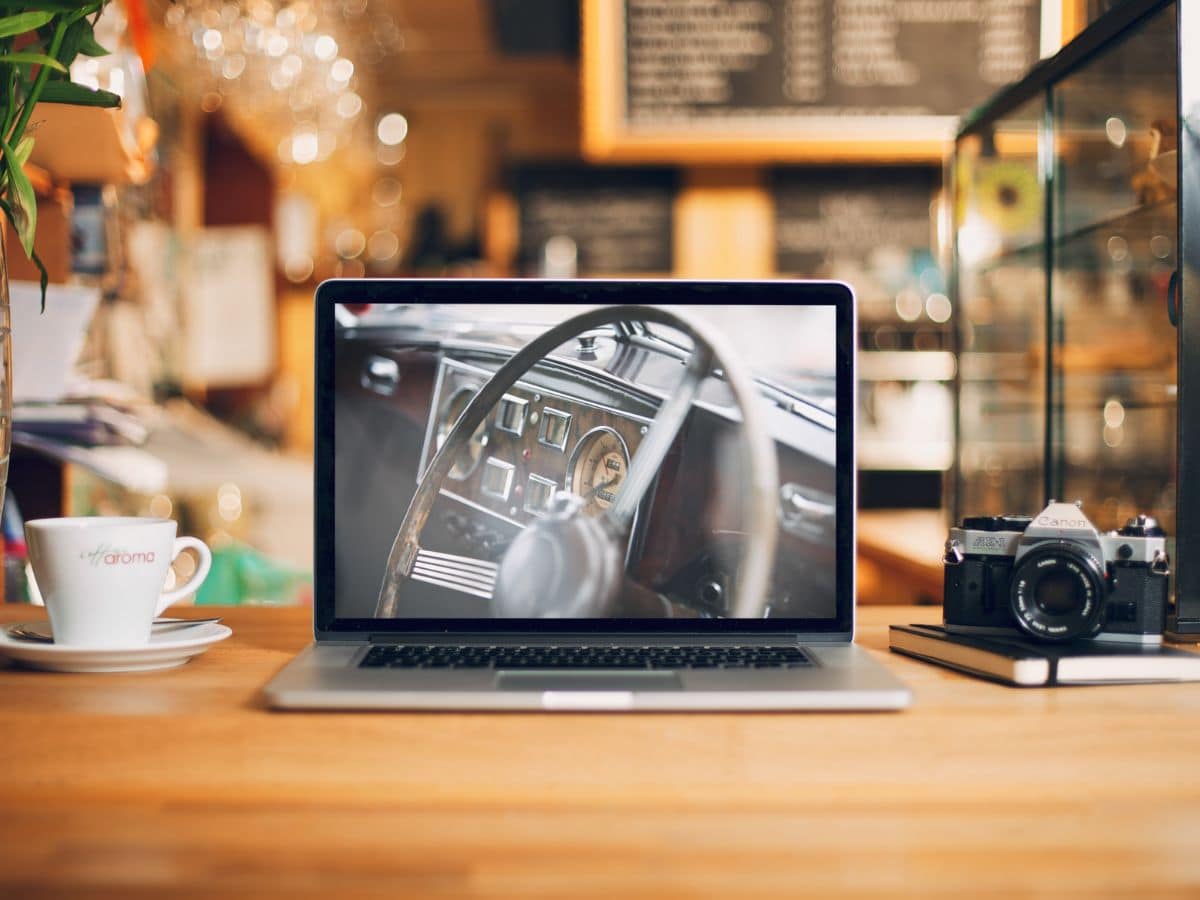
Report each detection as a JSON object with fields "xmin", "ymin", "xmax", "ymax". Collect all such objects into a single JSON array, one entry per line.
[{"xmin": 4, "ymin": 0, "xmax": 1181, "ymax": 609}]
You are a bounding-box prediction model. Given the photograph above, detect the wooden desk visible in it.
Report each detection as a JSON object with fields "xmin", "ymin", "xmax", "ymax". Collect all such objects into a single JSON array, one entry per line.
[{"xmin": 2, "ymin": 605, "xmax": 1199, "ymax": 898}]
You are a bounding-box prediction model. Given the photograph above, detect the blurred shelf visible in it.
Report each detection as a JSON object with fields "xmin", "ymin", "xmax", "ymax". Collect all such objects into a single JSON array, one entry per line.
[
  {"xmin": 859, "ymin": 351, "xmax": 956, "ymax": 383},
  {"xmin": 28, "ymin": 104, "xmax": 154, "ymax": 185},
  {"xmin": 11, "ymin": 431, "xmax": 167, "ymax": 495},
  {"xmin": 858, "ymin": 441, "xmax": 952, "ymax": 472},
  {"xmin": 1054, "ymin": 199, "xmax": 1174, "ymax": 251},
  {"xmin": 967, "ymin": 198, "xmax": 1175, "ymax": 271}
]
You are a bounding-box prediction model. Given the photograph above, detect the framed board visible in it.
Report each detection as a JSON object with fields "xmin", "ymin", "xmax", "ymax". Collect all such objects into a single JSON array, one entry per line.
[
  {"xmin": 584, "ymin": 0, "xmax": 1062, "ymax": 162},
  {"xmin": 511, "ymin": 164, "xmax": 678, "ymax": 275},
  {"xmin": 773, "ymin": 166, "xmax": 938, "ymax": 279}
]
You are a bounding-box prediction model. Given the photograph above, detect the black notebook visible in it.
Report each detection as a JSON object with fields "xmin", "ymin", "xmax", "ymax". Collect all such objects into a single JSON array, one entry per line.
[{"xmin": 889, "ymin": 624, "xmax": 1200, "ymax": 687}]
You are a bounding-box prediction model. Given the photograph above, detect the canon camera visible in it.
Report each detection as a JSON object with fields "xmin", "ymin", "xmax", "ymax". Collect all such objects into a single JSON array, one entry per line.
[{"xmin": 943, "ymin": 501, "xmax": 1170, "ymax": 643}]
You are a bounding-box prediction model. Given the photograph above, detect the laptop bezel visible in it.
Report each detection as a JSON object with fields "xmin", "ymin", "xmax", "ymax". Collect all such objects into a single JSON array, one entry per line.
[{"xmin": 313, "ymin": 279, "xmax": 856, "ymax": 640}]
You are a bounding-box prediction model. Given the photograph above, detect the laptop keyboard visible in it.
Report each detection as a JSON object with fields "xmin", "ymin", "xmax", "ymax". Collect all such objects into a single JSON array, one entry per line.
[{"xmin": 359, "ymin": 644, "xmax": 813, "ymax": 670}]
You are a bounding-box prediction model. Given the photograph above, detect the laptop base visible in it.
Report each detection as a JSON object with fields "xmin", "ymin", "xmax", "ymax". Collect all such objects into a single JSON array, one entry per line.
[{"xmin": 264, "ymin": 642, "xmax": 911, "ymax": 711}]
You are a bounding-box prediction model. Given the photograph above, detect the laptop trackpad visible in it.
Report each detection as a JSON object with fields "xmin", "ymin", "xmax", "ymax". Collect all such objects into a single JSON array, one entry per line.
[{"xmin": 496, "ymin": 671, "xmax": 682, "ymax": 691}]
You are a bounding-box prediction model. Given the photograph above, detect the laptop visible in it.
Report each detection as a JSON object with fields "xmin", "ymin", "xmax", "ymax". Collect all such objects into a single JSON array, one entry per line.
[{"xmin": 264, "ymin": 279, "xmax": 911, "ymax": 711}]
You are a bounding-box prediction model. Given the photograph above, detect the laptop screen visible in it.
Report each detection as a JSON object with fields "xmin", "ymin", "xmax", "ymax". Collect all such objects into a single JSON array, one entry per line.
[{"xmin": 316, "ymin": 281, "xmax": 854, "ymax": 634}]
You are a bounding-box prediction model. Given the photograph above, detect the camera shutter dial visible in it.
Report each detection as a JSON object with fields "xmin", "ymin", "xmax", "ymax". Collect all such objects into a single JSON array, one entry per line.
[{"xmin": 1119, "ymin": 515, "xmax": 1165, "ymax": 538}]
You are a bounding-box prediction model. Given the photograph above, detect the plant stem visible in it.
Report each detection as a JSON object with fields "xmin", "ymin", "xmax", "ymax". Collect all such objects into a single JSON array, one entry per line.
[
  {"xmin": 4, "ymin": 14, "xmax": 67, "ymax": 149},
  {"xmin": 1, "ymin": 64, "xmax": 16, "ymax": 141}
]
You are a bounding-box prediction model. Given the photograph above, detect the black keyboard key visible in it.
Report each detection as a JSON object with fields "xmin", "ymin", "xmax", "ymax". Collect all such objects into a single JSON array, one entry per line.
[{"xmin": 360, "ymin": 644, "xmax": 812, "ymax": 671}]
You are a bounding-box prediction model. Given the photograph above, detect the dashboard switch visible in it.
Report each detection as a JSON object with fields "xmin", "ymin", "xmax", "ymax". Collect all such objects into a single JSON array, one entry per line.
[
  {"xmin": 779, "ymin": 483, "xmax": 835, "ymax": 541},
  {"xmin": 361, "ymin": 356, "xmax": 400, "ymax": 395}
]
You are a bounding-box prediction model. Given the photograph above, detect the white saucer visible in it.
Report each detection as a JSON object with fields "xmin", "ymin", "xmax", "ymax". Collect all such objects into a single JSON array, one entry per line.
[{"xmin": 0, "ymin": 622, "xmax": 233, "ymax": 673}]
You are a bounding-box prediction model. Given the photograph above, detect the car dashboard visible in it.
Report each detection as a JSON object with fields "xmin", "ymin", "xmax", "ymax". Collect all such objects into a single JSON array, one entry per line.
[
  {"xmin": 334, "ymin": 316, "xmax": 839, "ymax": 621},
  {"xmin": 419, "ymin": 354, "xmax": 654, "ymax": 535}
]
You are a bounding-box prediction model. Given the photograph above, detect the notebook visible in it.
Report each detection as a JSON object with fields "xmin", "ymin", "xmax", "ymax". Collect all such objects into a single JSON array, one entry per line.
[{"xmin": 890, "ymin": 623, "xmax": 1200, "ymax": 686}]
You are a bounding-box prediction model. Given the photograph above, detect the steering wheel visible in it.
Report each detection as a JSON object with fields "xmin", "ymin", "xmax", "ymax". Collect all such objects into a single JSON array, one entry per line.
[{"xmin": 375, "ymin": 305, "xmax": 779, "ymax": 619}]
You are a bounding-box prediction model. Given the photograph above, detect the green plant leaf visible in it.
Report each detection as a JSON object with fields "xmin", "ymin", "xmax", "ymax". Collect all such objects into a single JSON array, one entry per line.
[
  {"xmin": 75, "ymin": 25, "xmax": 107, "ymax": 57},
  {"xmin": 0, "ymin": 51, "xmax": 67, "ymax": 71},
  {"xmin": 0, "ymin": 152, "xmax": 37, "ymax": 257},
  {"xmin": 56, "ymin": 11, "xmax": 105, "ymax": 64},
  {"xmin": 0, "ymin": 194, "xmax": 49, "ymax": 310},
  {"xmin": 0, "ymin": 1, "xmax": 88, "ymax": 10},
  {"xmin": 11, "ymin": 135, "xmax": 33, "ymax": 167},
  {"xmin": 56, "ymin": 13, "xmax": 108, "ymax": 57},
  {"xmin": 29, "ymin": 244, "xmax": 48, "ymax": 310},
  {"xmin": 0, "ymin": 10, "xmax": 54, "ymax": 38},
  {"xmin": 8, "ymin": 170, "xmax": 37, "ymax": 257},
  {"xmin": 73, "ymin": 0, "xmax": 104, "ymax": 21},
  {"xmin": 55, "ymin": 14, "xmax": 84, "ymax": 68},
  {"xmin": 36, "ymin": 79, "xmax": 119, "ymax": 106}
]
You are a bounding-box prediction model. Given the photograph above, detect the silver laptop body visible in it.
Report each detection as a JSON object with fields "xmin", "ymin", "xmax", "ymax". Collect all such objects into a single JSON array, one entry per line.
[{"xmin": 265, "ymin": 279, "xmax": 910, "ymax": 711}]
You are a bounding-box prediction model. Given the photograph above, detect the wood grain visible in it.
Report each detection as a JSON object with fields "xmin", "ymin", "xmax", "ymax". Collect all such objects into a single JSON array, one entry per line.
[{"xmin": 2, "ymin": 605, "xmax": 1199, "ymax": 898}]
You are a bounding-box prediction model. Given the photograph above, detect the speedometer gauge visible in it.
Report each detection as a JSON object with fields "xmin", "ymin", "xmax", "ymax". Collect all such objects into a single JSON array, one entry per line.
[
  {"xmin": 566, "ymin": 427, "xmax": 630, "ymax": 516},
  {"xmin": 436, "ymin": 386, "xmax": 488, "ymax": 480}
]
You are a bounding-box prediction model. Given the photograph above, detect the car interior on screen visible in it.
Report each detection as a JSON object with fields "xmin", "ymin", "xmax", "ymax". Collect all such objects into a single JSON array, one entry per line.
[{"xmin": 333, "ymin": 302, "xmax": 838, "ymax": 621}]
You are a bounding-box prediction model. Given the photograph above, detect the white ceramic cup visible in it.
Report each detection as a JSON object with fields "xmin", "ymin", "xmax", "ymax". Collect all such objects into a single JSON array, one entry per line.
[{"xmin": 25, "ymin": 517, "xmax": 213, "ymax": 647}]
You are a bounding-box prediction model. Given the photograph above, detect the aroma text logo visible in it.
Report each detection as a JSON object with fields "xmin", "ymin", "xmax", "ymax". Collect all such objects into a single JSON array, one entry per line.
[{"xmin": 80, "ymin": 544, "xmax": 157, "ymax": 567}]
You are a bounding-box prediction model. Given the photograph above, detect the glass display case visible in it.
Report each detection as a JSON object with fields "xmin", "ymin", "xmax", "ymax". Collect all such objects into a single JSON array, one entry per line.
[
  {"xmin": 952, "ymin": 0, "xmax": 1200, "ymax": 633},
  {"xmin": 771, "ymin": 166, "xmax": 951, "ymax": 509}
]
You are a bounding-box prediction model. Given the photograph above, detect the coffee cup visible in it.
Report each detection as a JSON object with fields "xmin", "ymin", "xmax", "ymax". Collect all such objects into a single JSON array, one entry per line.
[{"xmin": 25, "ymin": 517, "xmax": 213, "ymax": 647}]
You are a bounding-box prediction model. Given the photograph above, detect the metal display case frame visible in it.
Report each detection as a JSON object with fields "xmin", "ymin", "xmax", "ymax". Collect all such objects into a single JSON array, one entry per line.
[{"xmin": 950, "ymin": 0, "xmax": 1200, "ymax": 635}]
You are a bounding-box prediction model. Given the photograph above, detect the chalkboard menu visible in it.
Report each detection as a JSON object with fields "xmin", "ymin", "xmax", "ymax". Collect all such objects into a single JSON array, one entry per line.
[
  {"xmin": 773, "ymin": 167, "xmax": 939, "ymax": 307},
  {"xmin": 512, "ymin": 166, "xmax": 677, "ymax": 275},
  {"xmin": 584, "ymin": 0, "xmax": 1051, "ymax": 161}
]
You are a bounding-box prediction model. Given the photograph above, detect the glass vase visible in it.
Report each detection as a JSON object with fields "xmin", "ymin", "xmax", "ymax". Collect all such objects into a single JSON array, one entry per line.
[{"xmin": 0, "ymin": 226, "xmax": 11, "ymax": 513}]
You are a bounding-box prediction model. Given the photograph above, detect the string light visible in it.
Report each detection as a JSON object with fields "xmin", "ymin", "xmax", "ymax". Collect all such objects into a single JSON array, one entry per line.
[
  {"xmin": 376, "ymin": 112, "xmax": 408, "ymax": 146},
  {"xmin": 164, "ymin": 0, "xmax": 408, "ymax": 273},
  {"xmin": 163, "ymin": 0, "xmax": 398, "ymax": 168}
]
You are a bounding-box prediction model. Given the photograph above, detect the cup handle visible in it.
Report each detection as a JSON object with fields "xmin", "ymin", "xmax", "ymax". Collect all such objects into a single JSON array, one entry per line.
[{"xmin": 155, "ymin": 537, "xmax": 214, "ymax": 615}]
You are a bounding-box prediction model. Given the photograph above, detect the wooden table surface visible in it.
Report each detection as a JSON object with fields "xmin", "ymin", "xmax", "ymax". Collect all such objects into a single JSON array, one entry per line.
[{"xmin": 2, "ymin": 605, "xmax": 1200, "ymax": 898}]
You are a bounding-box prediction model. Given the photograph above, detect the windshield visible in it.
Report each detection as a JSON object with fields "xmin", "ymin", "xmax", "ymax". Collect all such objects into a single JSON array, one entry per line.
[
  {"xmin": 348, "ymin": 302, "xmax": 837, "ymax": 407},
  {"xmin": 637, "ymin": 305, "xmax": 836, "ymax": 396}
]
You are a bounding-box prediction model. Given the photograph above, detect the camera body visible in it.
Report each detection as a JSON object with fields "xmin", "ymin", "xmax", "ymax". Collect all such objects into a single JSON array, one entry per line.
[{"xmin": 944, "ymin": 501, "xmax": 1170, "ymax": 643}]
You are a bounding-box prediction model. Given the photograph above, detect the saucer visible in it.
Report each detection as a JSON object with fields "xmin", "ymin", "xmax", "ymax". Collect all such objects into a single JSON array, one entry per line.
[{"xmin": 0, "ymin": 622, "xmax": 233, "ymax": 673}]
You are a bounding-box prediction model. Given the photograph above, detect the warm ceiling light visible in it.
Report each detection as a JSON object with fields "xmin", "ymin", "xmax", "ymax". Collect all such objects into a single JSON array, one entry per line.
[
  {"xmin": 222, "ymin": 54, "xmax": 246, "ymax": 79},
  {"xmin": 376, "ymin": 113, "xmax": 408, "ymax": 146},
  {"xmin": 335, "ymin": 228, "xmax": 367, "ymax": 259},
  {"xmin": 292, "ymin": 130, "xmax": 320, "ymax": 165},
  {"xmin": 377, "ymin": 144, "xmax": 405, "ymax": 165},
  {"xmin": 335, "ymin": 91, "xmax": 362, "ymax": 119},
  {"xmin": 925, "ymin": 293, "xmax": 952, "ymax": 324},
  {"xmin": 313, "ymin": 35, "xmax": 338, "ymax": 60},
  {"xmin": 367, "ymin": 230, "xmax": 400, "ymax": 261},
  {"xmin": 371, "ymin": 177, "xmax": 402, "ymax": 206}
]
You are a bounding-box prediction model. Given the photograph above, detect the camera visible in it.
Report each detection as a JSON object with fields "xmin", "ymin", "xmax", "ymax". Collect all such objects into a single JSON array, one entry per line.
[{"xmin": 943, "ymin": 501, "xmax": 1170, "ymax": 643}]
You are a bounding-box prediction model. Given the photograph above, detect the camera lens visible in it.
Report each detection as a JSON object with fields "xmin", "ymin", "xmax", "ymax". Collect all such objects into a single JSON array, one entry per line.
[
  {"xmin": 1009, "ymin": 542, "xmax": 1106, "ymax": 641},
  {"xmin": 1034, "ymin": 571, "xmax": 1082, "ymax": 616}
]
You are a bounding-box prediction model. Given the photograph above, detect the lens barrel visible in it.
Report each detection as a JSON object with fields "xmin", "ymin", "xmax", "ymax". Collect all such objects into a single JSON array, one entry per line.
[{"xmin": 1009, "ymin": 542, "xmax": 1106, "ymax": 641}]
